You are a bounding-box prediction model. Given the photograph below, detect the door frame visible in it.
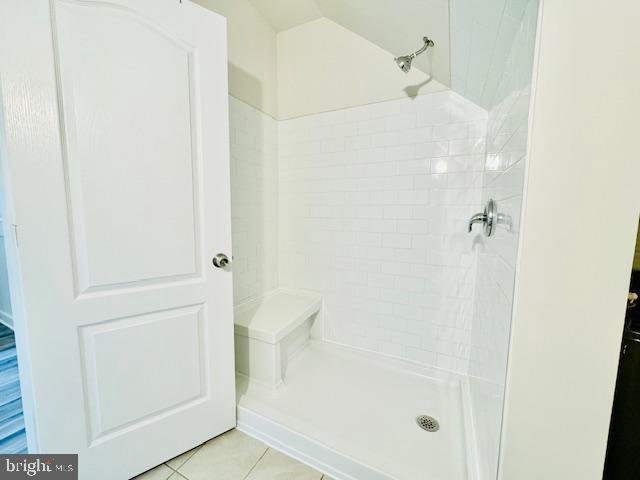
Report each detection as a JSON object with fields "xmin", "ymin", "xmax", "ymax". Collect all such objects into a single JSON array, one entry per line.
[{"xmin": 0, "ymin": 91, "xmax": 37, "ymax": 453}]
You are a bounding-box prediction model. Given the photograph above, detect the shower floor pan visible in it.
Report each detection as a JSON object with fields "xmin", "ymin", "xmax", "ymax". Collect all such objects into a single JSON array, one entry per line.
[{"xmin": 236, "ymin": 341, "xmax": 476, "ymax": 480}]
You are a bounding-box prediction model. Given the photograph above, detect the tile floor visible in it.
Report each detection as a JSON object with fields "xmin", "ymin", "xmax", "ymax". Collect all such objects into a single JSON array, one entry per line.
[{"xmin": 133, "ymin": 429, "xmax": 332, "ymax": 480}]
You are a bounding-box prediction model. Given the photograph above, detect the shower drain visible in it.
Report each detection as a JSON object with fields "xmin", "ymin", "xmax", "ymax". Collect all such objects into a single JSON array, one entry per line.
[{"xmin": 416, "ymin": 415, "xmax": 440, "ymax": 432}]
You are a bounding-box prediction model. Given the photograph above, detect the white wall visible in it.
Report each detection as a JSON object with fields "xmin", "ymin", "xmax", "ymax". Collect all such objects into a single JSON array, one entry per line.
[
  {"xmin": 229, "ymin": 97, "xmax": 279, "ymax": 305},
  {"xmin": 313, "ymin": 0, "xmax": 451, "ymax": 88},
  {"xmin": 249, "ymin": 0, "xmax": 451, "ymax": 89},
  {"xmin": 278, "ymin": 91, "xmax": 487, "ymax": 372},
  {"xmin": 248, "ymin": 0, "xmax": 322, "ymax": 32},
  {"xmin": 193, "ymin": 0, "xmax": 278, "ymax": 118},
  {"xmin": 467, "ymin": 1, "xmax": 539, "ymax": 478},
  {"xmin": 277, "ymin": 18, "xmax": 447, "ymax": 120},
  {"xmin": 191, "ymin": 3, "xmax": 449, "ymax": 121},
  {"xmin": 498, "ymin": 0, "xmax": 640, "ymax": 478}
]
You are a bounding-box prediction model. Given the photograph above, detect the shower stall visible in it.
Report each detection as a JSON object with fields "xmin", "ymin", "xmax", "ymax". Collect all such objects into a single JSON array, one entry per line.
[{"xmin": 220, "ymin": 0, "xmax": 541, "ymax": 478}]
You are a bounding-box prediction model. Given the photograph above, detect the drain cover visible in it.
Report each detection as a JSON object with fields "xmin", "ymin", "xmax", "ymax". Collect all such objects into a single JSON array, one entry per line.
[{"xmin": 416, "ymin": 415, "xmax": 440, "ymax": 432}]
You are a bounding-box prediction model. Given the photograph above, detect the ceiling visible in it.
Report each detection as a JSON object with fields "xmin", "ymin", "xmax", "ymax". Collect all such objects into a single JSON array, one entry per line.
[{"xmin": 249, "ymin": 0, "xmax": 451, "ymax": 86}]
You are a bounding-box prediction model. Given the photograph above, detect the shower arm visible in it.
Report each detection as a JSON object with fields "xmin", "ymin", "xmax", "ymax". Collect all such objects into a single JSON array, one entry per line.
[{"xmin": 410, "ymin": 37, "xmax": 435, "ymax": 59}]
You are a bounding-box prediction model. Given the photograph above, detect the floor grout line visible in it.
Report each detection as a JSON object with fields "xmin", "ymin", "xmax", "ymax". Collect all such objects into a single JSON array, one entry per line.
[
  {"xmin": 164, "ymin": 443, "xmax": 203, "ymax": 475},
  {"xmin": 138, "ymin": 430, "xmax": 328, "ymax": 480},
  {"xmin": 169, "ymin": 471, "xmax": 188, "ymax": 480},
  {"xmin": 164, "ymin": 463, "xmax": 177, "ymax": 480},
  {"xmin": 241, "ymin": 446, "xmax": 269, "ymax": 480}
]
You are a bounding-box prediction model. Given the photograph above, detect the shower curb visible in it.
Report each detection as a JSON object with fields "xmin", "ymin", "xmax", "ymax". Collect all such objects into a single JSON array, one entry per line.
[{"xmin": 237, "ymin": 406, "xmax": 395, "ymax": 480}]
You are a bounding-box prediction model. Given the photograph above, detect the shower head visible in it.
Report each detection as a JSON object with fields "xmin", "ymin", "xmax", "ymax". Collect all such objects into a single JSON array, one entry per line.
[
  {"xmin": 395, "ymin": 36, "xmax": 435, "ymax": 73},
  {"xmin": 395, "ymin": 55, "xmax": 413, "ymax": 73}
]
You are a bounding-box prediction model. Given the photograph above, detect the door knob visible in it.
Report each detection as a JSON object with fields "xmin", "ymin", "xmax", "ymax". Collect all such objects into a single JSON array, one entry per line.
[
  {"xmin": 468, "ymin": 199, "xmax": 497, "ymax": 236},
  {"xmin": 212, "ymin": 253, "xmax": 230, "ymax": 268}
]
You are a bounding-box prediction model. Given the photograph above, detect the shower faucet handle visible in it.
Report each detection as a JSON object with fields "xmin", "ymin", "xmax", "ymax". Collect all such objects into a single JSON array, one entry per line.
[
  {"xmin": 468, "ymin": 212, "xmax": 487, "ymax": 233},
  {"xmin": 468, "ymin": 199, "xmax": 497, "ymax": 236}
]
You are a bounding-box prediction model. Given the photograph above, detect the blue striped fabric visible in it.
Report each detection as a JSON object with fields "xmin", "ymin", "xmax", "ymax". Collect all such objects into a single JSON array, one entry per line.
[{"xmin": 0, "ymin": 325, "xmax": 26, "ymax": 453}]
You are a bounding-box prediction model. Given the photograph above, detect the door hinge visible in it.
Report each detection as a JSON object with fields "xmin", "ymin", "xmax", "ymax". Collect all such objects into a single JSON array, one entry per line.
[{"xmin": 12, "ymin": 224, "xmax": 18, "ymax": 248}]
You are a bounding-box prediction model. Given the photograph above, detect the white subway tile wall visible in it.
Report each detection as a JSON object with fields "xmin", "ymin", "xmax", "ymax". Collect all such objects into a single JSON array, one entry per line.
[
  {"xmin": 450, "ymin": 0, "xmax": 533, "ymax": 110},
  {"xmin": 229, "ymin": 97, "xmax": 279, "ymax": 304},
  {"xmin": 467, "ymin": 1, "xmax": 540, "ymax": 478},
  {"xmin": 278, "ymin": 91, "xmax": 488, "ymax": 373}
]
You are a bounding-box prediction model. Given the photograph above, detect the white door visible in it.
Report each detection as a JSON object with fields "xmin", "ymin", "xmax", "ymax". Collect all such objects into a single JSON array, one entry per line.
[{"xmin": 0, "ymin": 1, "xmax": 235, "ymax": 478}]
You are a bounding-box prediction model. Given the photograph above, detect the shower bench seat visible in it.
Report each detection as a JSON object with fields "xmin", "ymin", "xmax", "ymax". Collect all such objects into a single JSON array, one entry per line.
[{"xmin": 233, "ymin": 289, "xmax": 322, "ymax": 389}]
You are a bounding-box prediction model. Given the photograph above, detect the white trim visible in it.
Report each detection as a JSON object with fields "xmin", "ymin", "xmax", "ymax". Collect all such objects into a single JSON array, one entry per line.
[
  {"xmin": 0, "ymin": 75, "xmax": 37, "ymax": 452},
  {"xmin": 460, "ymin": 377, "xmax": 480, "ymax": 480},
  {"xmin": 0, "ymin": 217, "xmax": 13, "ymax": 330},
  {"xmin": 237, "ymin": 406, "xmax": 394, "ymax": 480}
]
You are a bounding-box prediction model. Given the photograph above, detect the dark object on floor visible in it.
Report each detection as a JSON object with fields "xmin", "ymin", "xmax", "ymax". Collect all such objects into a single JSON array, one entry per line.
[
  {"xmin": 627, "ymin": 270, "xmax": 640, "ymax": 332},
  {"xmin": 604, "ymin": 271, "xmax": 640, "ymax": 479}
]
